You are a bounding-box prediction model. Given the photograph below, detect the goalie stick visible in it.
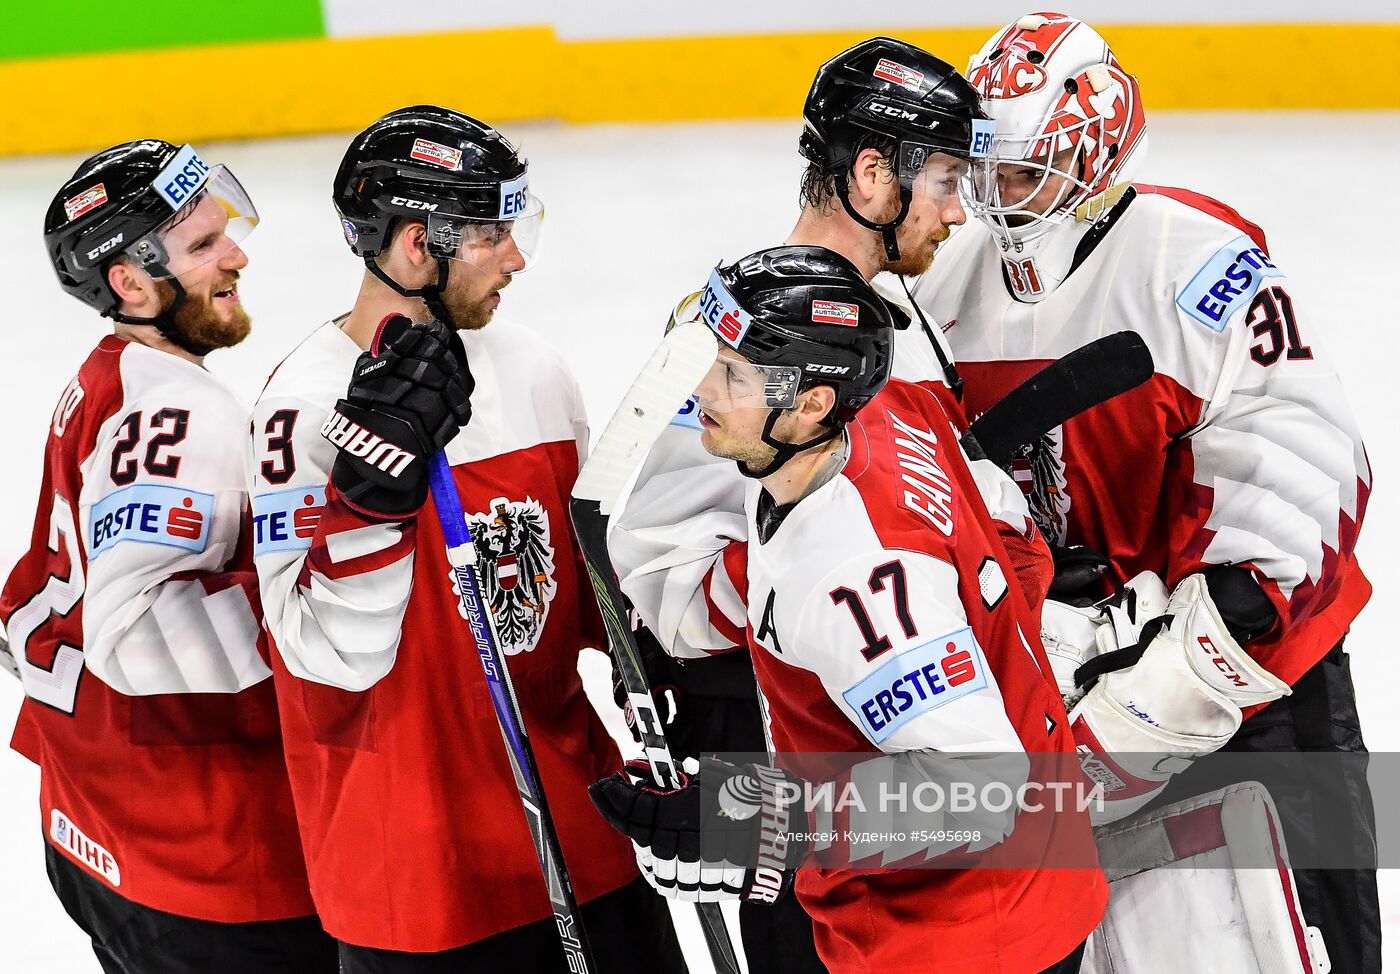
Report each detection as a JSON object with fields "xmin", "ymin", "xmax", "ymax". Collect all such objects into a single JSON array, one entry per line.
[
  {"xmin": 428, "ymin": 455, "xmax": 595, "ymax": 974},
  {"xmin": 569, "ymin": 321, "xmax": 742, "ymax": 974},
  {"xmin": 962, "ymin": 331, "xmax": 1154, "ymax": 467}
]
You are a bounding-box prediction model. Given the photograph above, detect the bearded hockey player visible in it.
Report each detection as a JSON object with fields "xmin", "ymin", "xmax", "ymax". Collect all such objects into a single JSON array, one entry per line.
[
  {"xmin": 246, "ymin": 106, "xmax": 685, "ymax": 973},
  {"xmin": 1, "ymin": 141, "xmax": 332, "ymax": 971},
  {"xmin": 608, "ymin": 42, "xmax": 1036, "ymax": 971},
  {"xmin": 591, "ymin": 246, "xmax": 1107, "ymax": 974},
  {"xmin": 914, "ymin": 12, "xmax": 1375, "ymax": 971}
]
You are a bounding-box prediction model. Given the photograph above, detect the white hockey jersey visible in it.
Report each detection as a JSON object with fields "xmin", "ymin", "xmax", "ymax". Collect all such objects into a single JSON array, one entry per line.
[{"xmin": 913, "ymin": 185, "xmax": 1371, "ymax": 687}]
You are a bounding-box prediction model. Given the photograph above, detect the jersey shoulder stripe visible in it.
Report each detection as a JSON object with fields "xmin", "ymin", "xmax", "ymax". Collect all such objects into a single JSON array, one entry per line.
[{"xmin": 1133, "ymin": 184, "xmax": 1269, "ymax": 253}]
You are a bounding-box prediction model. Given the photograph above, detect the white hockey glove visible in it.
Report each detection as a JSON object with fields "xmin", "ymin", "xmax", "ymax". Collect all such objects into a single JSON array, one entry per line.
[
  {"xmin": 1069, "ymin": 573, "xmax": 1291, "ymax": 825},
  {"xmin": 1041, "ymin": 571, "xmax": 1171, "ymax": 708}
]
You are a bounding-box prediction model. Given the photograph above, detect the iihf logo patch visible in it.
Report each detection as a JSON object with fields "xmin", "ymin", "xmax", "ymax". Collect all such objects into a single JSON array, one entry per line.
[{"xmin": 450, "ymin": 496, "xmax": 557, "ymax": 655}]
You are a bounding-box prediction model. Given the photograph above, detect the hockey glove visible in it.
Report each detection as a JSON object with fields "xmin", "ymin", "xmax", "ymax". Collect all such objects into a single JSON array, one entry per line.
[
  {"xmin": 322, "ymin": 315, "xmax": 474, "ymax": 518},
  {"xmin": 611, "ymin": 623, "xmax": 693, "ymax": 761},
  {"xmin": 589, "ymin": 757, "xmax": 808, "ymax": 905},
  {"xmin": 1047, "ymin": 544, "xmax": 1114, "ymax": 606},
  {"xmin": 1068, "ymin": 573, "xmax": 1290, "ymax": 824},
  {"xmin": 1041, "ymin": 571, "xmax": 1170, "ymax": 707}
]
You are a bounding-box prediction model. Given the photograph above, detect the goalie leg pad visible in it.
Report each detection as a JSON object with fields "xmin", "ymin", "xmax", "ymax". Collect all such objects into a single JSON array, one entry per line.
[{"xmin": 1082, "ymin": 782, "xmax": 1330, "ymax": 974}]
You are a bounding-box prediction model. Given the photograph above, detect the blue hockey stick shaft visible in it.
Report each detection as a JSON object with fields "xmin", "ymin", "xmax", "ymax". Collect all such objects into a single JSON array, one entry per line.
[{"xmin": 428, "ymin": 453, "xmax": 594, "ymax": 974}]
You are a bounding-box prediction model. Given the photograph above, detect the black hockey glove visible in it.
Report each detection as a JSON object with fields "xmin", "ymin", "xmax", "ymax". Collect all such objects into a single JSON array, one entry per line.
[
  {"xmin": 323, "ymin": 315, "xmax": 474, "ymax": 518},
  {"xmin": 589, "ymin": 757, "xmax": 808, "ymax": 905},
  {"xmin": 1048, "ymin": 544, "xmax": 1113, "ymax": 607},
  {"xmin": 612, "ymin": 622, "xmax": 695, "ymax": 761}
]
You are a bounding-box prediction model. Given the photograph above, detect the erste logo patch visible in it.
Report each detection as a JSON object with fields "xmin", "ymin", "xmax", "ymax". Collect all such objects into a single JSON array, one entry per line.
[
  {"xmin": 843, "ymin": 627, "xmax": 989, "ymax": 744},
  {"xmin": 498, "ymin": 172, "xmax": 529, "ymax": 219},
  {"xmin": 1177, "ymin": 234, "xmax": 1282, "ymax": 332},
  {"xmin": 153, "ymin": 144, "xmax": 212, "ymax": 211},
  {"xmin": 670, "ymin": 396, "xmax": 704, "ymax": 430},
  {"xmin": 88, "ymin": 483, "xmax": 213, "ymax": 560},
  {"xmin": 698, "ymin": 270, "xmax": 754, "ymax": 349},
  {"xmin": 252, "ymin": 485, "xmax": 325, "ymax": 555}
]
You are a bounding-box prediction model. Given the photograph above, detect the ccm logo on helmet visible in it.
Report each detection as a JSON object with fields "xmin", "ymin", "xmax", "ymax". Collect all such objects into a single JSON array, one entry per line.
[
  {"xmin": 807, "ymin": 364, "xmax": 850, "ymax": 375},
  {"xmin": 86, "ymin": 232, "xmax": 124, "ymax": 262},
  {"xmin": 391, "ymin": 196, "xmax": 439, "ymax": 211},
  {"xmin": 866, "ymin": 99, "xmax": 919, "ymax": 122}
]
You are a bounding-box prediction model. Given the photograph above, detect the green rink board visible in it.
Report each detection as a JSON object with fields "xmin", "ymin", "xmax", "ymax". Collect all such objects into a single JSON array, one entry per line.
[{"xmin": 0, "ymin": 1, "xmax": 326, "ymax": 61}]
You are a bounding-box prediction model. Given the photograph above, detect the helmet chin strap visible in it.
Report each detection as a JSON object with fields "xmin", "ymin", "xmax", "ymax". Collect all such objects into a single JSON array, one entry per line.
[
  {"xmin": 835, "ymin": 173, "xmax": 911, "ymax": 264},
  {"xmin": 364, "ymin": 253, "xmax": 458, "ymax": 328},
  {"xmin": 737, "ymin": 408, "xmax": 843, "ymax": 479},
  {"xmin": 106, "ymin": 278, "xmax": 216, "ymax": 357}
]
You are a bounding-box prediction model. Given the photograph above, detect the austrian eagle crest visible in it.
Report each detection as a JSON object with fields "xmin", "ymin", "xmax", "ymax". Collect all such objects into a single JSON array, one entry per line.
[
  {"xmin": 1011, "ymin": 426, "xmax": 1072, "ymax": 546},
  {"xmin": 454, "ymin": 495, "xmax": 557, "ymax": 655}
]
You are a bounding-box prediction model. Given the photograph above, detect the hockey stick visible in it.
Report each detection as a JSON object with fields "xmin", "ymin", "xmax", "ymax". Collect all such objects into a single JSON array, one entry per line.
[
  {"xmin": 569, "ymin": 322, "xmax": 743, "ymax": 974},
  {"xmin": 428, "ymin": 455, "xmax": 596, "ymax": 974},
  {"xmin": 962, "ymin": 331, "xmax": 1154, "ymax": 467}
]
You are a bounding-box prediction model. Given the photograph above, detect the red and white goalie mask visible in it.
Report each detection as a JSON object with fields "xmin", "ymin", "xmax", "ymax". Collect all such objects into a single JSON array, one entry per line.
[{"xmin": 963, "ymin": 13, "xmax": 1148, "ymax": 300}]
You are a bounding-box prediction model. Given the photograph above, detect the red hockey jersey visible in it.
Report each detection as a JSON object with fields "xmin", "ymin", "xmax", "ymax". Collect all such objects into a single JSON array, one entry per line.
[
  {"xmin": 916, "ymin": 186, "xmax": 1371, "ymax": 687},
  {"xmin": 249, "ymin": 318, "xmax": 636, "ymax": 951},
  {"xmin": 712, "ymin": 379, "xmax": 1106, "ymax": 974},
  {"xmin": 1, "ymin": 335, "xmax": 313, "ymax": 921}
]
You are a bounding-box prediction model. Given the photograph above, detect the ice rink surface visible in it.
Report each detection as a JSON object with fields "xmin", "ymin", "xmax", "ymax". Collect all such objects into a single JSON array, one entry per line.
[{"xmin": 0, "ymin": 114, "xmax": 1395, "ymax": 971}]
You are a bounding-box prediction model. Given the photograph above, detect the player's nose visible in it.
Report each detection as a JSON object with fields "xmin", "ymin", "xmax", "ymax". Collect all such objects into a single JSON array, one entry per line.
[
  {"xmin": 499, "ymin": 234, "xmax": 526, "ymax": 275},
  {"xmin": 222, "ymin": 244, "xmax": 250, "ymax": 271}
]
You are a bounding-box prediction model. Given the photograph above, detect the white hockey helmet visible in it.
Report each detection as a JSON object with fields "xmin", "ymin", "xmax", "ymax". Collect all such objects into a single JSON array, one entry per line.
[{"xmin": 963, "ymin": 13, "xmax": 1148, "ymax": 255}]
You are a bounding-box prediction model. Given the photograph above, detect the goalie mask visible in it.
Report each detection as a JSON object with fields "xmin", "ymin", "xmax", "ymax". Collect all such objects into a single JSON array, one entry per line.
[
  {"xmin": 675, "ymin": 245, "xmax": 904, "ymax": 478},
  {"xmin": 963, "ymin": 13, "xmax": 1148, "ymax": 302}
]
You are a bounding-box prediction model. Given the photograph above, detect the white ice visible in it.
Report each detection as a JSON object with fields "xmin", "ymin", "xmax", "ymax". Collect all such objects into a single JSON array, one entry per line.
[{"xmin": 0, "ymin": 114, "xmax": 1395, "ymax": 971}]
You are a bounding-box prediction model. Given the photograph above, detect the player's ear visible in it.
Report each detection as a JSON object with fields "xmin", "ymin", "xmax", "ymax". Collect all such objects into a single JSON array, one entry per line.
[
  {"xmin": 106, "ymin": 257, "xmax": 155, "ymax": 310},
  {"xmin": 850, "ymin": 146, "xmax": 894, "ymax": 204},
  {"xmin": 398, "ymin": 220, "xmax": 431, "ymax": 267},
  {"xmin": 795, "ymin": 385, "xmax": 837, "ymax": 429}
]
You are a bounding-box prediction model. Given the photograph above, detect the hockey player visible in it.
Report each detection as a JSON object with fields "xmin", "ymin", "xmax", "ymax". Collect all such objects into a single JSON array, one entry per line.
[
  {"xmin": 608, "ymin": 40, "xmax": 1033, "ymax": 972},
  {"xmin": 1, "ymin": 141, "xmax": 334, "ymax": 971},
  {"xmin": 247, "ymin": 106, "xmax": 686, "ymax": 973},
  {"xmin": 915, "ymin": 12, "xmax": 1376, "ymax": 971},
  {"xmin": 591, "ymin": 246, "xmax": 1107, "ymax": 974}
]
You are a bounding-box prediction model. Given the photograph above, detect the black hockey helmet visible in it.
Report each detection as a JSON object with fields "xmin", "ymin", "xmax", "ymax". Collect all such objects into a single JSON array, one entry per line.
[
  {"xmin": 800, "ymin": 37, "xmax": 994, "ymax": 260},
  {"xmin": 43, "ymin": 139, "xmax": 258, "ymax": 354},
  {"xmin": 333, "ymin": 105, "xmax": 542, "ymax": 325},
  {"xmin": 686, "ymin": 245, "xmax": 905, "ymax": 477}
]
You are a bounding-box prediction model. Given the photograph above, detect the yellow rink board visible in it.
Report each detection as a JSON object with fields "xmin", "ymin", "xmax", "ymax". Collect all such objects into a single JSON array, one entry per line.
[{"xmin": 2, "ymin": 23, "xmax": 1397, "ymax": 157}]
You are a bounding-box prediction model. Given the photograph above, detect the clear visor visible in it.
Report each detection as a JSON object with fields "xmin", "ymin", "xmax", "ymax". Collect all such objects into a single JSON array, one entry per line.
[
  {"xmin": 963, "ymin": 125, "xmax": 1094, "ymax": 243},
  {"xmin": 898, "ymin": 143, "xmax": 968, "ymax": 204},
  {"xmin": 696, "ymin": 355, "xmax": 802, "ymax": 413},
  {"xmin": 130, "ymin": 165, "xmax": 258, "ymax": 280},
  {"xmin": 425, "ymin": 191, "xmax": 545, "ymax": 272},
  {"xmin": 669, "ymin": 289, "xmax": 801, "ymax": 413}
]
